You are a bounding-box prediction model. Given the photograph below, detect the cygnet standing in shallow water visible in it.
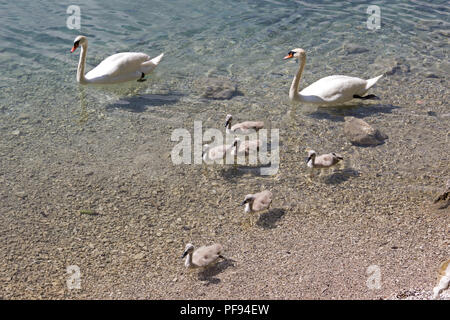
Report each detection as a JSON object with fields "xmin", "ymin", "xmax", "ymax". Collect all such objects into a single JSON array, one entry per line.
[
  {"xmin": 202, "ymin": 139, "xmax": 239, "ymax": 163},
  {"xmin": 306, "ymin": 149, "xmax": 343, "ymax": 179},
  {"xmin": 181, "ymin": 243, "xmax": 224, "ymax": 271},
  {"xmin": 241, "ymin": 190, "xmax": 273, "ymax": 226},
  {"xmin": 231, "ymin": 138, "xmax": 263, "ymax": 156},
  {"xmin": 225, "ymin": 114, "xmax": 264, "ymax": 135}
]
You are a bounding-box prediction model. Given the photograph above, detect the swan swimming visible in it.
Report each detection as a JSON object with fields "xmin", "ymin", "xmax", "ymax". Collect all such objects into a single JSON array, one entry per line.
[
  {"xmin": 71, "ymin": 35, "xmax": 164, "ymax": 85},
  {"xmin": 284, "ymin": 48, "xmax": 383, "ymax": 105}
]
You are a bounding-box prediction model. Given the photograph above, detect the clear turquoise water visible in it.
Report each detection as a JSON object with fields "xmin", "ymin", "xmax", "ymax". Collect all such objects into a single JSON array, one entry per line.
[
  {"xmin": 0, "ymin": 0, "xmax": 448, "ymax": 91},
  {"xmin": 0, "ymin": 0, "xmax": 448, "ymax": 170}
]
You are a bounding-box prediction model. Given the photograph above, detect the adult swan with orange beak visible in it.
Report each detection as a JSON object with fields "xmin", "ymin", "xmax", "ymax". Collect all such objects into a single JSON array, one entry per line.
[{"xmin": 283, "ymin": 48, "xmax": 383, "ymax": 105}]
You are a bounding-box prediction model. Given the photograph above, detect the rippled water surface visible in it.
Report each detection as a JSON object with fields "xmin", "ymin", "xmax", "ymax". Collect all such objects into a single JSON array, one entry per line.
[{"xmin": 0, "ymin": 0, "xmax": 448, "ymax": 299}]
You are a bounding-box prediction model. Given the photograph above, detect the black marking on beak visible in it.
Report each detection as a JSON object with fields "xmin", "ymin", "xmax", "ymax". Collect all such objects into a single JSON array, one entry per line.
[
  {"xmin": 181, "ymin": 251, "xmax": 188, "ymax": 259},
  {"xmin": 71, "ymin": 41, "xmax": 80, "ymax": 53},
  {"xmin": 283, "ymin": 51, "xmax": 295, "ymax": 60},
  {"xmin": 306, "ymin": 156, "xmax": 312, "ymax": 163}
]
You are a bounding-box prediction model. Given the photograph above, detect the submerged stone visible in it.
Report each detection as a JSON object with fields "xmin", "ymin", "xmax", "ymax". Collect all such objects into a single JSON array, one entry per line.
[
  {"xmin": 344, "ymin": 117, "xmax": 388, "ymax": 146},
  {"xmin": 198, "ymin": 77, "xmax": 239, "ymax": 100},
  {"xmin": 385, "ymin": 58, "xmax": 411, "ymax": 76},
  {"xmin": 342, "ymin": 43, "xmax": 369, "ymax": 55}
]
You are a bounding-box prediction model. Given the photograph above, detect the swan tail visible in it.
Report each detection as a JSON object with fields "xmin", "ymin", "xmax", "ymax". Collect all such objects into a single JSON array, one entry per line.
[
  {"xmin": 150, "ymin": 53, "xmax": 164, "ymax": 65},
  {"xmin": 365, "ymin": 74, "xmax": 383, "ymax": 90},
  {"xmin": 141, "ymin": 53, "xmax": 164, "ymax": 74}
]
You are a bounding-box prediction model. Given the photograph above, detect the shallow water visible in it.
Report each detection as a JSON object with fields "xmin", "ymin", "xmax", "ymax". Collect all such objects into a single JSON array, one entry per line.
[{"xmin": 0, "ymin": 0, "xmax": 448, "ymax": 299}]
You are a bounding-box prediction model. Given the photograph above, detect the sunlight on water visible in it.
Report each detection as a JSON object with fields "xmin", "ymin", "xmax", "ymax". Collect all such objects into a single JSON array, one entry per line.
[{"xmin": 0, "ymin": 0, "xmax": 448, "ymax": 299}]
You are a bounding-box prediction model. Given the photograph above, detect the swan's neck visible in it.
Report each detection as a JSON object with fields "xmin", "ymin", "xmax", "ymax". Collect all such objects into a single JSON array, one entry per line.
[
  {"xmin": 290, "ymin": 56, "xmax": 306, "ymax": 101},
  {"xmin": 185, "ymin": 252, "xmax": 194, "ymax": 268},
  {"xmin": 233, "ymin": 139, "xmax": 240, "ymax": 152},
  {"xmin": 245, "ymin": 201, "xmax": 253, "ymax": 213},
  {"xmin": 77, "ymin": 43, "xmax": 89, "ymax": 84},
  {"xmin": 226, "ymin": 121, "xmax": 232, "ymax": 134},
  {"xmin": 202, "ymin": 145, "xmax": 210, "ymax": 161}
]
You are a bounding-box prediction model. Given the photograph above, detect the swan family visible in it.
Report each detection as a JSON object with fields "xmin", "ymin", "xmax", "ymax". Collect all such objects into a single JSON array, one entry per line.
[
  {"xmin": 71, "ymin": 36, "xmax": 383, "ymax": 105},
  {"xmin": 69, "ymin": 36, "xmax": 388, "ymax": 279}
]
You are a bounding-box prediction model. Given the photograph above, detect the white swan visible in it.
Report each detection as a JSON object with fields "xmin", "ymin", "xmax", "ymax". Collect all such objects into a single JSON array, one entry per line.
[
  {"xmin": 284, "ymin": 48, "xmax": 383, "ymax": 105},
  {"xmin": 71, "ymin": 35, "xmax": 164, "ymax": 85}
]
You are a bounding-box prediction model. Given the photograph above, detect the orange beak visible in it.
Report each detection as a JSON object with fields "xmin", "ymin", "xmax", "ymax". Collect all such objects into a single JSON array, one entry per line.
[
  {"xmin": 71, "ymin": 44, "xmax": 78, "ymax": 53},
  {"xmin": 283, "ymin": 52, "xmax": 294, "ymax": 60}
]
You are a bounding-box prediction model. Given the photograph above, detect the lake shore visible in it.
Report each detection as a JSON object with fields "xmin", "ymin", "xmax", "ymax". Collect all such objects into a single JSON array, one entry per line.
[{"xmin": 0, "ymin": 72, "xmax": 448, "ymax": 299}]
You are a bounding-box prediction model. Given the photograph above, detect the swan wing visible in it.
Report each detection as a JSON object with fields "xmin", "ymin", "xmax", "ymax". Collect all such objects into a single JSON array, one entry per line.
[
  {"xmin": 300, "ymin": 75, "xmax": 367, "ymax": 103},
  {"xmin": 193, "ymin": 244, "xmax": 223, "ymax": 266},
  {"xmin": 232, "ymin": 121, "xmax": 264, "ymax": 133},
  {"xmin": 207, "ymin": 145, "xmax": 230, "ymax": 160},
  {"xmin": 315, "ymin": 154, "xmax": 334, "ymax": 167},
  {"xmin": 252, "ymin": 190, "xmax": 272, "ymax": 211},
  {"xmin": 85, "ymin": 52, "xmax": 150, "ymax": 80}
]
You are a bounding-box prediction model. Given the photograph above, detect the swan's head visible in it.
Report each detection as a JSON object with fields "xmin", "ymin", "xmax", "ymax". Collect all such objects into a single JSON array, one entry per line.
[
  {"xmin": 181, "ymin": 243, "xmax": 195, "ymax": 258},
  {"xmin": 225, "ymin": 114, "xmax": 233, "ymax": 128},
  {"xmin": 283, "ymin": 48, "xmax": 306, "ymax": 60},
  {"xmin": 306, "ymin": 149, "xmax": 316, "ymax": 163},
  {"xmin": 71, "ymin": 35, "xmax": 87, "ymax": 53},
  {"xmin": 241, "ymin": 194, "xmax": 255, "ymax": 206}
]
